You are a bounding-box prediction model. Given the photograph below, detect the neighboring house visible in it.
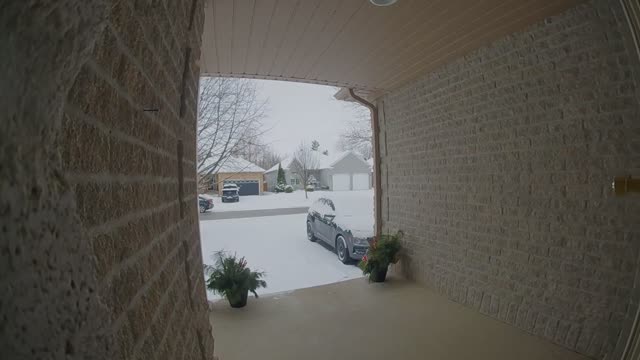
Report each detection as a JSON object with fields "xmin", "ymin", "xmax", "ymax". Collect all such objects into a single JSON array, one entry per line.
[
  {"xmin": 264, "ymin": 157, "xmax": 310, "ymax": 191},
  {"xmin": 201, "ymin": 157, "xmax": 265, "ymax": 196},
  {"xmin": 264, "ymin": 151, "xmax": 371, "ymax": 191},
  {"xmin": 318, "ymin": 151, "xmax": 371, "ymax": 191}
]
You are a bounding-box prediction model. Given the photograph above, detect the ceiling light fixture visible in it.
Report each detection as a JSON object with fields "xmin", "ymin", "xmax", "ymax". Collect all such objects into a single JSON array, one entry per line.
[{"xmin": 369, "ymin": 0, "xmax": 398, "ymax": 6}]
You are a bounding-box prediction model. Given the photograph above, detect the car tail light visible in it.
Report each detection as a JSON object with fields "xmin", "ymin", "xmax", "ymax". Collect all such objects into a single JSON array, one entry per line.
[{"xmin": 208, "ymin": 199, "xmax": 213, "ymax": 205}]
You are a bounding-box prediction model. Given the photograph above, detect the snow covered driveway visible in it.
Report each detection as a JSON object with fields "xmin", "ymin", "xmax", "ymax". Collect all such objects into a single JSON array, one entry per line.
[{"xmin": 200, "ymin": 214, "xmax": 363, "ymax": 300}]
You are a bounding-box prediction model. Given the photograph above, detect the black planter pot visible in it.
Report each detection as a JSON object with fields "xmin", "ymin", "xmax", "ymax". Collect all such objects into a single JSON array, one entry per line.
[
  {"xmin": 228, "ymin": 289, "xmax": 249, "ymax": 308},
  {"xmin": 369, "ymin": 266, "xmax": 388, "ymax": 282}
]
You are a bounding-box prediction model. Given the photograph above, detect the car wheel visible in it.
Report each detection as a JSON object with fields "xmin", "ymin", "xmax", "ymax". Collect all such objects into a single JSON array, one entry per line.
[
  {"xmin": 306, "ymin": 222, "xmax": 316, "ymax": 242},
  {"xmin": 336, "ymin": 235, "xmax": 350, "ymax": 264},
  {"xmin": 199, "ymin": 205, "xmax": 206, "ymax": 213}
]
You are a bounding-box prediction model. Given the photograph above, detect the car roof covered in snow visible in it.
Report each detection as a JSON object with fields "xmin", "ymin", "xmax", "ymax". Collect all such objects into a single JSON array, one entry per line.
[
  {"xmin": 309, "ymin": 194, "xmax": 374, "ymax": 238},
  {"xmin": 309, "ymin": 197, "xmax": 335, "ymax": 215}
]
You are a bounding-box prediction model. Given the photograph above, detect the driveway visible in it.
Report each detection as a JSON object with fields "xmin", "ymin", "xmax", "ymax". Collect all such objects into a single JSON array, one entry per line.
[
  {"xmin": 199, "ymin": 207, "xmax": 308, "ymax": 221},
  {"xmin": 200, "ymin": 214, "xmax": 363, "ymax": 300},
  {"xmin": 199, "ymin": 190, "xmax": 373, "ymax": 301}
]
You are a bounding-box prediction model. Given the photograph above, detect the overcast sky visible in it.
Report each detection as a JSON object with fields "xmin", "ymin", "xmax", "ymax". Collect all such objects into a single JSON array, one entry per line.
[{"xmin": 254, "ymin": 79, "xmax": 363, "ymax": 156}]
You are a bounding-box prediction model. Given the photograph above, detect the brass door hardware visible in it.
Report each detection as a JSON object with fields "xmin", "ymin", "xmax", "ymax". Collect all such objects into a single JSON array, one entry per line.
[{"xmin": 612, "ymin": 176, "xmax": 640, "ymax": 196}]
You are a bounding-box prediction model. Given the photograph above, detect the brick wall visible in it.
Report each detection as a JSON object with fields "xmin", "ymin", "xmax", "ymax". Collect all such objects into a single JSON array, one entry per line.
[
  {"xmin": 1, "ymin": 2, "xmax": 111, "ymax": 359},
  {"xmin": 61, "ymin": 1, "xmax": 215, "ymax": 359},
  {"xmin": 379, "ymin": 0, "xmax": 640, "ymax": 358}
]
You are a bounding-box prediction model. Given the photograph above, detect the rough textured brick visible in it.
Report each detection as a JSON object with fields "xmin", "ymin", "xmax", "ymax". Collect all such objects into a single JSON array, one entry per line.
[
  {"xmin": 0, "ymin": 1, "xmax": 113, "ymax": 359},
  {"xmin": 59, "ymin": 0, "xmax": 214, "ymax": 359},
  {"xmin": 379, "ymin": 0, "xmax": 640, "ymax": 358}
]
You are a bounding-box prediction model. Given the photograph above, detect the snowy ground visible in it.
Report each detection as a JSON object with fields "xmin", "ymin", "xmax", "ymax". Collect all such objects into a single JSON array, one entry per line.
[
  {"xmin": 200, "ymin": 214, "xmax": 364, "ymax": 301},
  {"xmin": 201, "ymin": 189, "xmax": 373, "ymax": 212}
]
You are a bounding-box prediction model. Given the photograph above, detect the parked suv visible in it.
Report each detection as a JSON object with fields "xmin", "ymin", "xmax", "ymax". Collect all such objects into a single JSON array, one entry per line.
[
  {"xmin": 221, "ymin": 184, "xmax": 240, "ymax": 202},
  {"xmin": 306, "ymin": 197, "xmax": 374, "ymax": 264},
  {"xmin": 223, "ymin": 183, "xmax": 239, "ymax": 190},
  {"xmin": 198, "ymin": 195, "xmax": 214, "ymax": 213}
]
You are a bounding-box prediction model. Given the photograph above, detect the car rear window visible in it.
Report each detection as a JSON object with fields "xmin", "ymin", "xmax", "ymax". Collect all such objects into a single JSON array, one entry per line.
[{"xmin": 223, "ymin": 190, "xmax": 236, "ymax": 196}]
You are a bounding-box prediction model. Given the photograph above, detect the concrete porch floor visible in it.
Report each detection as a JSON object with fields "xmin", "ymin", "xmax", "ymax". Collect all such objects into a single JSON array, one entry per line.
[{"xmin": 208, "ymin": 277, "xmax": 589, "ymax": 360}]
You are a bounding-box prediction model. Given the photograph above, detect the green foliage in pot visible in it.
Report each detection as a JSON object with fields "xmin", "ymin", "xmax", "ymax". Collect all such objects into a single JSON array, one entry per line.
[
  {"xmin": 205, "ymin": 251, "xmax": 266, "ymax": 306},
  {"xmin": 358, "ymin": 231, "xmax": 403, "ymax": 278}
]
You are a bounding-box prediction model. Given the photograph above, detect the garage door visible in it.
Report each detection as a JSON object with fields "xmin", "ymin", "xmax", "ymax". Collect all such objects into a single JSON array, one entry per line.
[
  {"xmin": 224, "ymin": 180, "xmax": 260, "ymax": 196},
  {"xmin": 352, "ymin": 173, "xmax": 369, "ymax": 190},
  {"xmin": 332, "ymin": 174, "xmax": 350, "ymax": 191}
]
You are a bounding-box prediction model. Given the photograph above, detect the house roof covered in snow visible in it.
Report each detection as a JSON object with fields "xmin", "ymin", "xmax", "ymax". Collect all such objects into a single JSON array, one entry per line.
[
  {"xmin": 205, "ymin": 156, "xmax": 265, "ymax": 174},
  {"xmin": 265, "ymin": 157, "xmax": 294, "ymax": 173},
  {"xmin": 316, "ymin": 151, "xmax": 352, "ymax": 169},
  {"xmin": 265, "ymin": 151, "xmax": 365, "ymax": 173}
]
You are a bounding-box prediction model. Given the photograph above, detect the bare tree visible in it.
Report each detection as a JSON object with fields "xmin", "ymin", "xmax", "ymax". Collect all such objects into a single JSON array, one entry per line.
[
  {"xmin": 336, "ymin": 103, "xmax": 373, "ymax": 159},
  {"xmin": 231, "ymin": 127, "xmax": 266, "ymax": 163},
  {"xmin": 196, "ymin": 77, "xmax": 268, "ymax": 186},
  {"xmin": 234, "ymin": 141, "xmax": 282, "ymax": 171},
  {"xmin": 256, "ymin": 147, "xmax": 283, "ymax": 171},
  {"xmin": 291, "ymin": 142, "xmax": 319, "ymax": 199}
]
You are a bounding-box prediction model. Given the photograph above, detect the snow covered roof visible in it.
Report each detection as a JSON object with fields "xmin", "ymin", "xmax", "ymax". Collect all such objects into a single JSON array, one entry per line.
[
  {"xmin": 209, "ymin": 156, "xmax": 265, "ymax": 174},
  {"xmin": 265, "ymin": 157, "xmax": 294, "ymax": 173},
  {"xmin": 265, "ymin": 151, "xmax": 365, "ymax": 173},
  {"xmin": 317, "ymin": 151, "xmax": 350, "ymax": 169}
]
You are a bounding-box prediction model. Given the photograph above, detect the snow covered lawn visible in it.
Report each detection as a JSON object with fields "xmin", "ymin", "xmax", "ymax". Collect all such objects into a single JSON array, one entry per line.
[
  {"xmin": 201, "ymin": 189, "xmax": 373, "ymax": 212},
  {"xmin": 200, "ymin": 214, "xmax": 363, "ymax": 301}
]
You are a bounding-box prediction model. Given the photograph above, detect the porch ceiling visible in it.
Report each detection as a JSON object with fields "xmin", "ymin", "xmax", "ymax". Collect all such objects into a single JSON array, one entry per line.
[{"xmin": 200, "ymin": 0, "xmax": 581, "ymax": 98}]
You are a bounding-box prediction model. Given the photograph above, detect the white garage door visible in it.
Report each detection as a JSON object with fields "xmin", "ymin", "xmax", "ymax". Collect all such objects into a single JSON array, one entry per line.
[
  {"xmin": 332, "ymin": 174, "xmax": 350, "ymax": 191},
  {"xmin": 352, "ymin": 173, "xmax": 369, "ymax": 190}
]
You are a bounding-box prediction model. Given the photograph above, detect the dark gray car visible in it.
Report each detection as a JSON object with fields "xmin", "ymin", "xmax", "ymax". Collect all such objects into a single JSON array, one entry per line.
[{"xmin": 306, "ymin": 197, "xmax": 374, "ymax": 264}]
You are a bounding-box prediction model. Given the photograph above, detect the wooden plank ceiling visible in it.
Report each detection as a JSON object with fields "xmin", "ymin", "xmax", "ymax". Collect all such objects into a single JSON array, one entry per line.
[{"xmin": 200, "ymin": 0, "xmax": 582, "ymax": 98}]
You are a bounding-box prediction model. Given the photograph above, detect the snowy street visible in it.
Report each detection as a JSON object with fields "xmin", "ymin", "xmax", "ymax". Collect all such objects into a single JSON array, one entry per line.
[
  {"xmin": 200, "ymin": 207, "xmax": 308, "ymax": 221},
  {"xmin": 200, "ymin": 214, "xmax": 363, "ymax": 300},
  {"xmin": 201, "ymin": 190, "xmax": 372, "ymax": 213}
]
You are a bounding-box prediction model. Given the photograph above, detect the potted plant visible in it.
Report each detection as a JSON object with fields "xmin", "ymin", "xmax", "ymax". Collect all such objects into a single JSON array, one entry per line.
[
  {"xmin": 205, "ymin": 251, "xmax": 266, "ymax": 308},
  {"xmin": 358, "ymin": 231, "xmax": 403, "ymax": 282}
]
